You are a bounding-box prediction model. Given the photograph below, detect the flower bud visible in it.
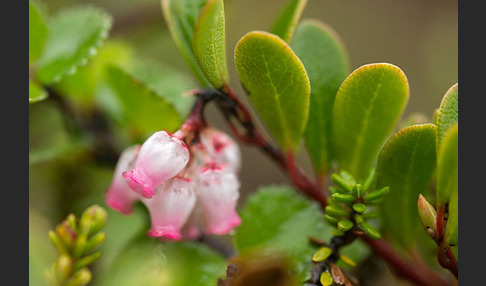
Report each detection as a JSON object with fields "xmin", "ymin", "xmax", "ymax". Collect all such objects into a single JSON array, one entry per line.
[
  {"xmin": 141, "ymin": 177, "xmax": 196, "ymax": 240},
  {"xmin": 105, "ymin": 145, "xmax": 142, "ymax": 214},
  {"xmin": 196, "ymin": 163, "xmax": 241, "ymax": 235},
  {"xmin": 123, "ymin": 131, "xmax": 190, "ymax": 198},
  {"xmin": 417, "ymin": 194, "xmax": 438, "ymax": 240},
  {"xmin": 199, "ymin": 128, "xmax": 241, "ymax": 172}
]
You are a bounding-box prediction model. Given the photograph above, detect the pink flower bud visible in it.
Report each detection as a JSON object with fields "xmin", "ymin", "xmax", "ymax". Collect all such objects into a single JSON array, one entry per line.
[
  {"xmin": 105, "ymin": 145, "xmax": 141, "ymax": 215},
  {"xmin": 141, "ymin": 177, "xmax": 197, "ymax": 240},
  {"xmin": 196, "ymin": 163, "xmax": 241, "ymax": 235},
  {"xmin": 123, "ymin": 131, "xmax": 190, "ymax": 198},
  {"xmin": 199, "ymin": 128, "xmax": 241, "ymax": 172}
]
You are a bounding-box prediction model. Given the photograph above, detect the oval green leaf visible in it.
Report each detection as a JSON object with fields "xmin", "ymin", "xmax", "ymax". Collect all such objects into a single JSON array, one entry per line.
[
  {"xmin": 29, "ymin": 0, "xmax": 48, "ymax": 65},
  {"xmin": 36, "ymin": 6, "xmax": 112, "ymax": 85},
  {"xmin": 376, "ymin": 124, "xmax": 437, "ymax": 250},
  {"xmin": 29, "ymin": 80, "xmax": 48, "ymax": 103},
  {"xmin": 436, "ymin": 83, "xmax": 458, "ymax": 152},
  {"xmin": 192, "ymin": 0, "xmax": 229, "ymax": 89},
  {"xmin": 331, "ymin": 63, "xmax": 409, "ymax": 181},
  {"xmin": 436, "ymin": 123, "xmax": 458, "ymax": 206},
  {"xmin": 234, "ymin": 31, "xmax": 310, "ymax": 151},
  {"xmin": 270, "ymin": 0, "xmax": 307, "ymax": 43},
  {"xmin": 162, "ymin": 0, "xmax": 212, "ymax": 87},
  {"xmin": 105, "ymin": 65, "xmax": 183, "ymax": 134},
  {"xmin": 290, "ymin": 20, "xmax": 350, "ymax": 175}
]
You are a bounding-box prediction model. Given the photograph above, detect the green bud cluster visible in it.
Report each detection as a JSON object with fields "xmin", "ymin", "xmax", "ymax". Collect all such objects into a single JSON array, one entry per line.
[
  {"xmin": 45, "ymin": 205, "xmax": 107, "ymax": 286},
  {"xmin": 325, "ymin": 169, "xmax": 389, "ymax": 240}
]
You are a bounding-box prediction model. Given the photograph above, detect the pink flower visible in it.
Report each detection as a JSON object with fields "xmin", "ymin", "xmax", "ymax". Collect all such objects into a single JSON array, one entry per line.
[
  {"xmin": 141, "ymin": 177, "xmax": 197, "ymax": 240},
  {"xmin": 123, "ymin": 131, "xmax": 190, "ymax": 198},
  {"xmin": 196, "ymin": 163, "xmax": 241, "ymax": 235},
  {"xmin": 105, "ymin": 145, "xmax": 142, "ymax": 215},
  {"xmin": 199, "ymin": 128, "xmax": 241, "ymax": 171}
]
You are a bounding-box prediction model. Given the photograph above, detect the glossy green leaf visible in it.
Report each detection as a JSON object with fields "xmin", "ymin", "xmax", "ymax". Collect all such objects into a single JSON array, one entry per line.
[
  {"xmin": 436, "ymin": 123, "xmax": 458, "ymax": 206},
  {"xmin": 53, "ymin": 40, "xmax": 135, "ymax": 108},
  {"xmin": 29, "ymin": 80, "xmax": 48, "ymax": 103},
  {"xmin": 234, "ymin": 31, "xmax": 310, "ymax": 151},
  {"xmin": 96, "ymin": 237, "xmax": 226, "ymax": 286},
  {"xmin": 130, "ymin": 62, "xmax": 197, "ymax": 118},
  {"xmin": 162, "ymin": 0, "xmax": 211, "ymax": 87},
  {"xmin": 270, "ymin": 0, "xmax": 307, "ymax": 43},
  {"xmin": 36, "ymin": 6, "xmax": 112, "ymax": 84},
  {"xmin": 105, "ymin": 65, "xmax": 183, "ymax": 134},
  {"xmin": 290, "ymin": 20, "xmax": 350, "ymax": 174},
  {"xmin": 376, "ymin": 124, "xmax": 437, "ymax": 250},
  {"xmin": 29, "ymin": 0, "xmax": 48, "ymax": 64},
  {"xmin": 444, "ymin": 187, "xmax": 458, "ymax": 246},
  {"xmin": 193, "ymin": 0, "xmax": 229, "ymax": 89},
  {"xmin": 332, "ymin": 63, "xmax": 409, "ymax": 181},
  {"xmin": 234, "ymin": 185, "xmax": 327, "ymax": 279},
  {"xmin": 436, "ymin": 83, "xmax": 458, "ymax": 151}
]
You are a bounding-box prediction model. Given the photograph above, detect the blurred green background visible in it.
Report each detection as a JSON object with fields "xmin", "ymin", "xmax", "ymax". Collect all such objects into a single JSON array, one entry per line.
[{"xmin": 29, "ymin": 0, "xmax": 457, "ymax": 285}]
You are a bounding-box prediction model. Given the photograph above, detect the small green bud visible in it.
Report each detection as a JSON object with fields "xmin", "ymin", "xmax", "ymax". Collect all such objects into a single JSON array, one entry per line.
[
  {"xmin": 320, "ymin": 271, "xmax": 334, "ymax": 286},
  {"xmin": 337, "ymin": 219, "xmax": 354, "ymax": 232},
  {"xmin": 351, "ymin": 184, "xmax": 363, "ymax": 198},
  {"xmin": 331, "ymin": 173, "xmax": 354, "ymax": 193},
  {"xmin": 73, "ymin": 252, "xmax": 101, "ymax": 272},
  {"xmin": 80, "ymin": 205, "xmax": 107, "ymax": 237},
  {"xmin": 49, "ymin": 231, "xmax": 68, "ymax": 255},
  {"xmin": 83, "ymin": 232, "xmax": 106, "ymax": 254},
  {"xmin": 352, "ymin": 203, "xmax": 367, "ymax": 214},
  {"xmin": 55, "ymin": 254, "xmax": 72, "ymax": 283},
  {"xmin": 354, "ymin": 214, "xmax": 365, "ymax": 224},
  {"xmin": 339, "ymin": 170, "xmax": 356, "ymax": 185},
  {"xmin": 358, "ymin": 221, "xmax": 381, "ymax": 240},
  {"xmin": 64, "ymin": 268, "xmax": 92, "ymax": 286},
  {"xmin": 55, "ymin": 222, "xmax": 76, "ymax": 250},
  {"xmin": 323, "ymin": 214, "xmax": 339, "ymax": 226},
  {"xmin": 362, "ymin": 168, "xmax": 376, "ymax": 191},
  {"xmin": 417, "ymin": 194, "xmax": 438, "ymax": 240},
  {"xmin": 363, "ymin": 186, "xmax": 389, "ymax": 203},
  {"xmin": 363, "ymin": 211, "xmax": 380, "ymax": 220},
  {"xmin": 325, "ymin": 205, "xmax": 349, "ymax": 218},
  {"xmin": 313, "ymin": 247, "xmax": 332, "ymax": 262},
  {"xmin": 332, "ymin": 193, "xmax": 355, "ymax": 204},
  {"xmin": 339, "ymin": 254, "xmax": 356, "ymax": 267},
  {"xmin": 329, "ymin": 186, "xmax": 348, "ymax": 195},
  {"xmin": 66, "ymin": 214, "xmax": 78, "ymax": 233}
]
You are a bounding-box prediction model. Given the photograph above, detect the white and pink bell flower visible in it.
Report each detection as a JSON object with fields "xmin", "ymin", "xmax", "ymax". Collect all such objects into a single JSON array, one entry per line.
[
  {"xmin": 123, "ymin": 131, "xmax": 190, "ymax": 198},
  {"xmin": 196, "ymin": 163, "xmax": 241, "ymax": 235},
  {"xmin": 141, "ymin": 177, "xmax": 197, "ymax": 240},
  {"xmin": 199, "ymin": 127, "xmax": 241, "ymax": 172},
  {"xmin": 105, "ymin": 145, "xmax": 142, "ymax": 215},
  {"xmin": 105, "ymin": 127, "xmax": 242, "ymax": 241}
]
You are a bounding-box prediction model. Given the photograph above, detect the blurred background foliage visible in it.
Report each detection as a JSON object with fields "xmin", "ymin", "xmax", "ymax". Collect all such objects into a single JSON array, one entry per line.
[{"xmin": 29, "ymin": 0, "xmax": 457, "ymax": 285}]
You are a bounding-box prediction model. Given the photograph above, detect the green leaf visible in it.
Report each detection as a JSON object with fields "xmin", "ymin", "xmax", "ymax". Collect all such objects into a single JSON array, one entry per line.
[
  {"xmin": 234, "ymin": 31, "xmax": 310, "ymax": 152},
  {"xmin": 193, "ymin": 0, "xmax": 229, "ymax": 89},
  {"xmin": 376, "ymin": 124, "xmax": 437, "ymax": 250},
  {"xmin": 290, "ymin": 20, "xmax": 350, "ymax": 174},
  {"xmin": 162, "ymin": 0, "xmax": 212, "ymax": 87},
  {"xmin": 270, "ymin": 0, "xmax": 307, "ymax": 43},
  {"xmin": 105, "ymin": 65, "xmax": 183, "ymax": 135},
  {"xmin": 36, "ymin": 6, "xmax": 112, "ymax": 84},
  {"xmin": 436, "ymin": 123, "xmax": 458, "ymax": 206},
  {"xmin": 96, "ymin": 237, "xmax": 226, "ymax": 286},
  {"xmin": 29, "ymin": 80, "xmax": 48, "ymax": 103},
  {"xmin": 130, "ymin": 62, "xmax": 197, "ymax": 118},
  {"xmin": 234, "ymin": 185, "xmax": 327, "ymax": 280},
  {"xmin": 53, "ymin": 40, "xmax": 135, "ymax": 108},
  {"xmin": 331, "ymin": 63, "xmax": 409, "ymax": 181},
  {"xmin": 29, "ymin": 0, "xmax": 48, "ymax": 65},
  {"xmin": 436, "ymin": 83, "xmax": 458, "ymax": 152}
]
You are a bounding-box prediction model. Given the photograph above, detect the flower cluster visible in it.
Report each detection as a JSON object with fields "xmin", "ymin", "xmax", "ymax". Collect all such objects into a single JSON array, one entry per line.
[{"xmin": 105, "ymin": 128, "xmax": 242, "ymax": 241}]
